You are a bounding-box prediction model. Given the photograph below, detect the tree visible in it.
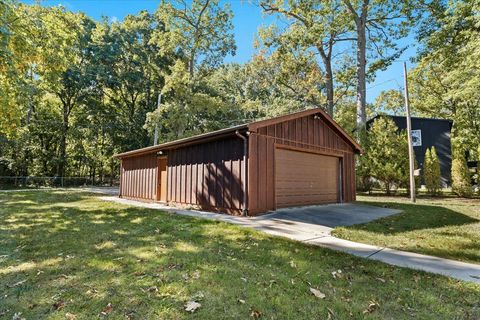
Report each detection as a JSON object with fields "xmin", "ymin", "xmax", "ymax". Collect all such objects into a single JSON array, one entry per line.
[
  {"xmin": 145, "ymin": 0, "xmax": 237, "ymax": 139},
  {"xmin": 154, "ymin": 0, "xmax": 236, "ymax": 78},
  {"xmin": 373, "ymin": 89, "xmax": 405, "ymax": 115},
  {"xmin": 423, "ymin": 147, "xmax": 441, "ymax": 196},
  {"xmin": 259, "ymin": 0, "xmax": 354, "ymax": 116},
  {"xmin": 0, "ymin": 1, "xmax": 41, "ymax": 139},
  {"xmin": 341, "ymin": 0, "xmax": 415, "ymax": 134},
  {"xmin": 364, "ymin": 116, "xmax": 409, "ymax": 194},
  {"xmin": 411, "ymin": 0, "xmax": 480, "ymax": 157},
  {"xmin": 90, "ymin": 12, "xmax": 171, "ymax": 151},
  {"xmin": 32, "ymin": 6, "xmax": 96, "ymax": 177},
  {"xmin": 451, "ymin": 150, "xmax": 472, "ymax": 198}
]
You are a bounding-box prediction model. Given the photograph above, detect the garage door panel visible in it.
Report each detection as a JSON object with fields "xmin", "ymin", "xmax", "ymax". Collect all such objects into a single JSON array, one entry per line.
[{"xmin": 275, "ymin": 148, "xmax": 339, "ymax": 208}]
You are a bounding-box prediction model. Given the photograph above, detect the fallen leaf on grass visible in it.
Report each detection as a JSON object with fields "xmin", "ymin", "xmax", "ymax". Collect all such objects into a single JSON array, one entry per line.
[
  {"xmin": 309, "ymin": 288, "xmax": 326, "ymax": 299},
  {"xmin": 363, "ymin": 300, "xmax": 379, "ymax": 314},
  {"xmin": 376, "ymin": 277, "xmax": 386, "ymax": 283},
  {"xmin": 7, "ymin": 279, "xmax": 27, "ymax": 288},
  {"xmin": 238, "ymin": 299, "xmax": 246, "ymax": 304},
  {"xmin": 184, "ymin": 301, "xmax": 201, "ymax": 313},
  {"xmin": 250, "ymin": 309, "xmax": 262, "ymax": 319},
  {"xmin": 101, "ymin": 303, "xmax": 113, "ymax": 315},
  {"xmin": 53, "ymin": 300, "xmax": 65, "ymax": 311}
]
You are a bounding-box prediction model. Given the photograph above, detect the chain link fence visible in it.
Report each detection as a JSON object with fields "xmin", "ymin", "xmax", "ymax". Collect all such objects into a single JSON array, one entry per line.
[{"xmin": 0, "ymin": 176, "xmax": 119, "ymax": 189}]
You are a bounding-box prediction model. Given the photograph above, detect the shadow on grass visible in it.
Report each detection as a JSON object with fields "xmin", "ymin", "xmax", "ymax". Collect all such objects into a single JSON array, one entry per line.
[
  {"xmin": 0, "ymin": 190, "xmax": 479, "ymax": 319},
  {"xmin": 348, "ymin": 201, "xmax": 478, "ymax": 235}
]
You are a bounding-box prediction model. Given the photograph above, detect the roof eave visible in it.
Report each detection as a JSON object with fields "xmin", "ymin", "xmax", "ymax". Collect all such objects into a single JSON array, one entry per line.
[{"xmin": 114, "ymin": 124, "xmax": 248, "ymax": 159}]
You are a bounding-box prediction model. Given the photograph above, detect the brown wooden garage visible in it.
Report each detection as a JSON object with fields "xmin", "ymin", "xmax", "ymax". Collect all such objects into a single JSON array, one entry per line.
[{"xmin": 115, "ymin": 108, "xmax": 362, "ymax": 215}]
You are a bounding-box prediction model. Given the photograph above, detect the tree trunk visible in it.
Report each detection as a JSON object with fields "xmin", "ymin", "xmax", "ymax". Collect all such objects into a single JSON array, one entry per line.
[
  {"xmin": 317, "ymin": 44, "xmax": 335, "ymax": 117},
  {"xmin": 57, "ymin": 104, "xmax": 69, "ymax": 177},
  {"xmin": 324, "ymin": 60, "xmax": 335, "ymax": 117},
  {"xmin": 356, "ymin": 18, "xmax": 367, "ymax": 131}
]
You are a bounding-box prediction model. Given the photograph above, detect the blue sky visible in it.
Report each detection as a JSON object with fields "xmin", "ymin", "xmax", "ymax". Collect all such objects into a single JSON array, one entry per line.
[{"xmin": 22, "ymin": 0, "xmax": 416, "ymax": 103}]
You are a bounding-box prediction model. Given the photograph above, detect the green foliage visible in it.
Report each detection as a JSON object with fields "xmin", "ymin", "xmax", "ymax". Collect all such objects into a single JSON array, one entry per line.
[
  {"xmin": 154, "ymin": 0, "xmax": 236, "ymax": 77},
  {"xmin": 423, "ymin": 147, "xmax": 442, "ymax": 196},
  {"xmin": 258, "ymin": 0, "xmax": 354, "ymax": 116},
  {"xmin": 362, "ymin": 117, "xmax": 409, "ymax": 194},
  {"xmin": 1, "ymin": 0, "xmax": 479, "ymax": 193},
  {"xmin": 451, "ymin": 151, "xmax": 473, "ymax": 198},
  {"xmin": 373, "ymin": 89, "xmax": 405, "ymax": 116},
  {"xmin": 411, "ymin": 0, "xmax": 480, "ymax": 156}
]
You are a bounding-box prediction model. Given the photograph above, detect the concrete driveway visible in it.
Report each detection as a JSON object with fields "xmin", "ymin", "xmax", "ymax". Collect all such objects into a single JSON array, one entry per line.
[{"xmin": 251, "ymin": 203, "xmax": 401, "ymax": 239}]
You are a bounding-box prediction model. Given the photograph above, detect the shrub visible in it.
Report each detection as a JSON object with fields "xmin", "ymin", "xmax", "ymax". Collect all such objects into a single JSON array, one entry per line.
[
  {"xmin": 451, "ymin": 151, "xmax": 472, "ymax": 197},
  {"xmin": 423, "ymin": 146, "xmax": 442, "ymax": 195}
]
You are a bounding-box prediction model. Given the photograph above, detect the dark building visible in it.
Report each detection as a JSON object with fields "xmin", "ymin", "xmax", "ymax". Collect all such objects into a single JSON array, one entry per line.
[
  {"xmin": 367, "ymin": 115, "xmax": 453, "ymax": 187},
  {"xmin": 115, "ymin": 108, "xmax": 362, "ymax": 215}
]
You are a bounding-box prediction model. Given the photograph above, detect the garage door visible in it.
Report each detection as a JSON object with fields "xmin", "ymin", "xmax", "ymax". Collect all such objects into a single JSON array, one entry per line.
[{"xmin": 275, "ymin": 148, "xmax": 340, "ymax": 208}]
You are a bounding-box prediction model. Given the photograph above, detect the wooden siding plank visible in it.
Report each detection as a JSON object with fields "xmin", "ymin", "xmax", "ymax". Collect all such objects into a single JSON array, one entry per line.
[
  {"xmin": 266, "ymin": 137, "xmax": 275, "ymax": 210},
  {"xmin": 248, "ymin": 135, "xmax": 258, "ymax": 212}
]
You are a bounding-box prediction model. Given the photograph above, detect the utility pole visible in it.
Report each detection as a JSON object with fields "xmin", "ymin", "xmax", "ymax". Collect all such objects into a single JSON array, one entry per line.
[
  {"xmin": 403, "ymin": 62, "xmax": 416, "ymax": 203},
  {"xmin": 153, "ymin": 93, "xmax": 161, "ymax": 146}
]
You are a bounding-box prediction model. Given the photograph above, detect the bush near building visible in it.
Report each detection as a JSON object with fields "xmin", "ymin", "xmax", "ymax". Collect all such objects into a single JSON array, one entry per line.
[{"xmin": 423, "ymin": 147, "xmax": 442, "ymax": 196}]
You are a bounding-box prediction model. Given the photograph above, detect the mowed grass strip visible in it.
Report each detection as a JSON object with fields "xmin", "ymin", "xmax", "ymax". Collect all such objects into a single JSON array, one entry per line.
[
  {"xmin": 333, "ymin": 195, "xmax": 480, "ymax": 264},
  {"xmin": 0, "ymin": 191, "xmax": 479, "ymax": 319}
]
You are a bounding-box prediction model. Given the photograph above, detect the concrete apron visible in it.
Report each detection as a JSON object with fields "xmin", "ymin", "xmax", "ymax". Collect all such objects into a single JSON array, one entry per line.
[{"xmin": 100, "ymin": 196, "xmax": 480, "ymax": 284}]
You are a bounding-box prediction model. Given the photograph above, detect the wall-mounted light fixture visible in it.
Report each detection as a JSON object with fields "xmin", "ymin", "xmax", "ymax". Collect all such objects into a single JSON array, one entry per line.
[
  {"xmin": 314, "ymin": 115, "xmax": 321, "ymax": 120},
  {"xmin": 157, "ymin": 151, "xmax": 163, "ymax": 155}
]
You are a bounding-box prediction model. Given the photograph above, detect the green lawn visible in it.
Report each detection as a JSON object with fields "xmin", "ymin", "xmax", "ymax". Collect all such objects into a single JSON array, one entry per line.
[
  {"xmin": 0, "ymin": 191, "xmax": 479, "ymax": 319},
  {"xmin": 333, "ymin": 195, "xmax": 480, "ymax": 264}
]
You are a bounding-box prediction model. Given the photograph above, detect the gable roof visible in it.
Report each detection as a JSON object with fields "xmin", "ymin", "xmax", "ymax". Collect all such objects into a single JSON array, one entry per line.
[{"xmin": 115, "ymin": 107, "xmax": 362, "ymax": 158}]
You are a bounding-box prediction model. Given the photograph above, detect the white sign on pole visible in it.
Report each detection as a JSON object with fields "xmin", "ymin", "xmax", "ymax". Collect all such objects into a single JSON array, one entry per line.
[{"xmin": 411, "ymin": 129, "xmax": 422, "ymax": 147}]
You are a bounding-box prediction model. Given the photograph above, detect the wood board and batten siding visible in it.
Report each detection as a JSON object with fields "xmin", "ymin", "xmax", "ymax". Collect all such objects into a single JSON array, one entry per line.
[
  {"xmin": 166, "ymin": 137, "xmax": 245, "ymax": 214},
  {"xmin": 248, "ymin": 112, "xmax": 357, "ymax": 215},
  {"xmin": 117, "ymin": 108, "xmax": 362, "ymax": 216},
  {"xmin": 120, "ymin": 153, "xmax": 158, "ymax": 201}
]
